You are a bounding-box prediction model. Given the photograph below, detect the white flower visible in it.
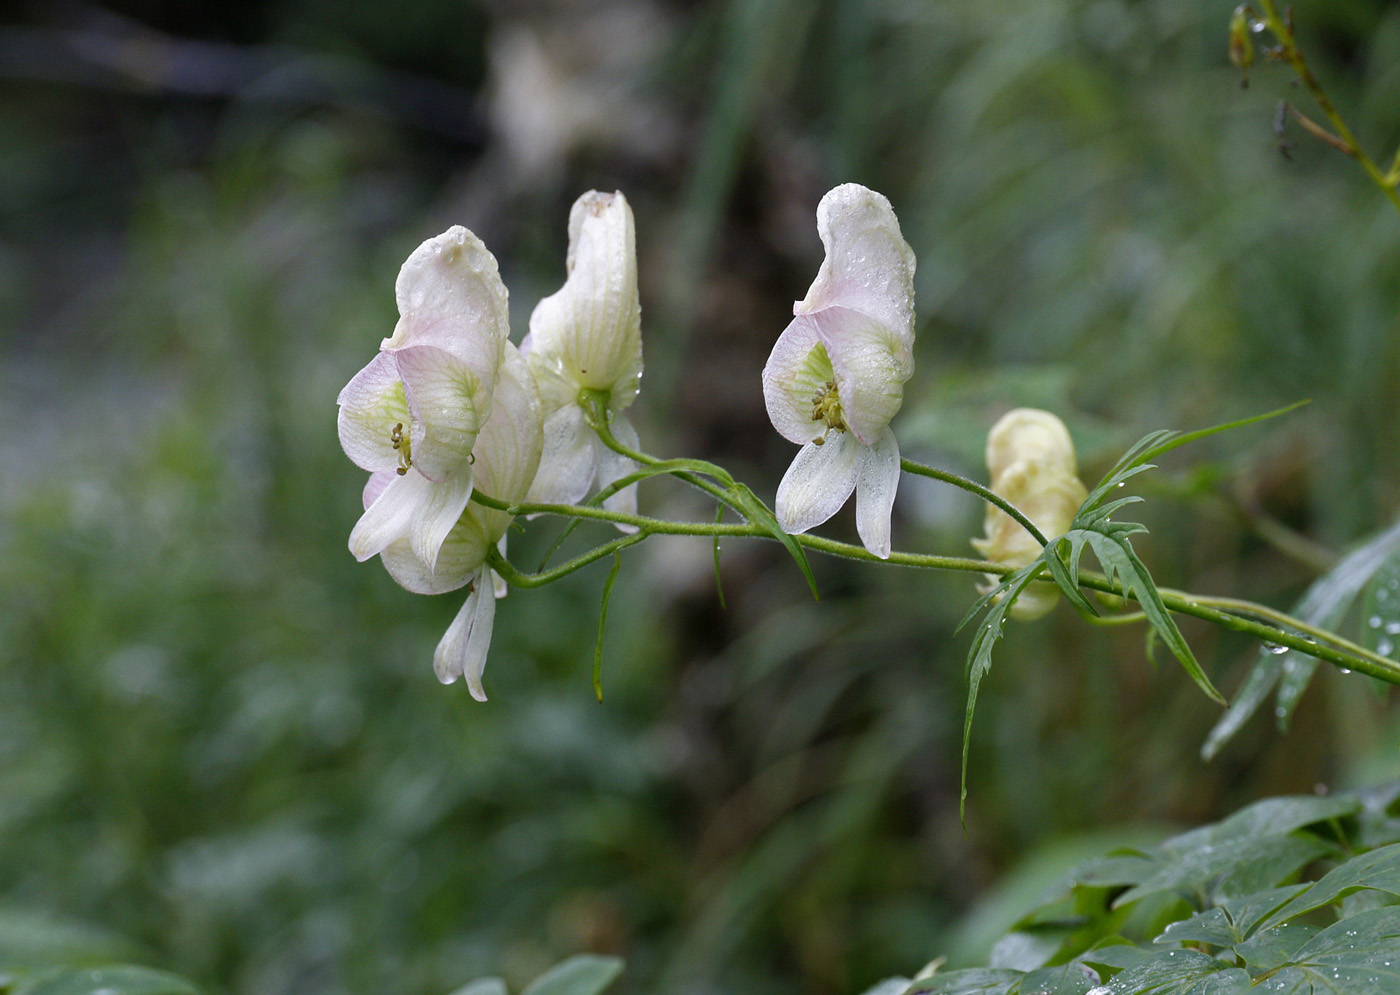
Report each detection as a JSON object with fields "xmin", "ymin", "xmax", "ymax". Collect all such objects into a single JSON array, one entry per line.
[
  {"xmin": 971, "ymin": 408, "xmax": 1088, "ymax": 621},
  {"xmin": 520, "ymin": 190, "xmax": 644, "ymax": 519},
  {"xmin": 337, "ymin": 227, "xmax": 509, "ymax": 569},
  {"xmin": 365, "ymin": 344, "xmax": 543, "ymax": 699},
  {"xmin": 761, "ymin": 183, "xmax": 916, "ymax": 559}
]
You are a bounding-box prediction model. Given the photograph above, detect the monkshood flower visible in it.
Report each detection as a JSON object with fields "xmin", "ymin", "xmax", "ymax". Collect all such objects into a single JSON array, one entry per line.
[
  {"xmin": 761, "ymin": 183, "xmax": 916, "ymax": 559},
  {"xmin": 338, "ymin": 227, "xmax": 509, "ymax": 569},
  {"xmin": 520, "ymin": 190, "xmax": 643, "ymax": 517},
  {"xmin": 365, "ymin": 345, "xmax": 543, "ymax": 699},
  {"xmin": 971, "ymin": 408, "xmax": 1088, "ymax": 621}
]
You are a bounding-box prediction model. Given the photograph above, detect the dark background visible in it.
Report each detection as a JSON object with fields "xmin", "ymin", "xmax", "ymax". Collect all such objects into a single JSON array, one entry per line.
[{"xmin": 2, "ymin": 0, "xmax": 1399, "ymax": 992}]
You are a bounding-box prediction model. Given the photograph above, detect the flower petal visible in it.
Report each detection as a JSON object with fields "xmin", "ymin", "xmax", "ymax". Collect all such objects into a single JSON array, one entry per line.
[
  {"xmin": 388, "ymin": 227, "xmax": 510, "ymax": 360},
  {"xmin": 396, "ymin": 344, "xmax": 489, "ymax": 482},
  {"xmin": 349, "ymin": 469, "xmax": 432, "ymax": 561},
  {"xmin": 337, "ymin": 352, "xmax": 411, "ymax": 474},
  {"xmin": 473, "ymin": 344, "xmax": 544, "ymax": 506},
  {"xmin": 595, "ymin": 413, "xmax": 639, "ymax": 530},
  {"xmin": 775, "ymin": 430, "xmax": 862, "ymax": 535},
  {"xmin": 816, "ymin": 305, "xmax": 913, "ymax": 445},
  {"xmin": 433, "ymin": 567, "xmax": 498, "ymax": 700},
  {"xmin": 761, "ymin": 314, "xmax": 832, "ymax": 446},
  {"xmin": 526, "ymin": 191, "xmax": 643, "ymax": 401},
  {"xmin": 526, "ymin": 404, "xmax": 596, "ymax": 506},
  {"xmin": 855, "ymin": 426, "xmax": 900, "ymax": 559},
  {"xmin": 381, "ymin": 514, "xmax": 491, "ymax": 595},
  {"xmin": 409, "ymin": 465, "xmax": 475, "ymax": 570},
  {"xmin": 798, "ymin": 184, "xmax": 915, "ymax": 349}
]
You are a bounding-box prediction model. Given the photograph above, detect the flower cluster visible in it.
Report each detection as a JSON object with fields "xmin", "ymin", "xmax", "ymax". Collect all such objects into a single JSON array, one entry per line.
[
  {"xmin": 971, "ymin": 408, "xmax": 1088, "ymax": 620},
  {"xmin": 337, "ymin": 192, "xmax": 643, "ymax": 697}
]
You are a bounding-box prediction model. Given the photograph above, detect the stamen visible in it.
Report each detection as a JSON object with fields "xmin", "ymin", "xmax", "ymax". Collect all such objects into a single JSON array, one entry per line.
[
  {"xmin": 390, "ymin": 422, "xmax": 413, "ymax": 475},
  {"xmin": 809, "ymin": 380, "xmax": 847, "ymax": 444}
]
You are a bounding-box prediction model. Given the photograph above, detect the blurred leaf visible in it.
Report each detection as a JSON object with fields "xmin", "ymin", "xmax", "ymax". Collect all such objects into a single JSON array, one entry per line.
[
  {"xmin": 18, "ymin": 966, "xmax": 200, "ymax": 995},
  {"xmin": 446, "ymin": 981, "xmax": 508, "ymax": 995},
  {"xmin": 905, "ymin": 968, "xmax": 1021, "ymax": 995},
  {"xmin": 856, "ymin": 980, "xmax": 913, "ymax": 995},
  {"xmin": 1083, "ymin": 950, "xmax": 1248, "ymax": 994},
  {"xmin": 1361, "ymin": 549, "xmax": 1400, "ymax": 658},
  {"xmin": 518, "ymin": 956, "xmax": 623, "ymax": 995},
  {"xmin": 1261, "ymin": 842, "xmax": 1400, "ymax": 929},
  {"xmin": 1012, "ymin": 963, "xmax": 1098, "ymax": 995},
  {"xmin": 1262, "ymin": 907, "xmax": 1400, "ymax": 994}
]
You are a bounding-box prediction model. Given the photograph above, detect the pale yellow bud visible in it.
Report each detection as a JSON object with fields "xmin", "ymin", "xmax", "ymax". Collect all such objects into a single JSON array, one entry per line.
[{"xmin": 973, "ymin": 410, "xmax": 1087, "ymax": 621}]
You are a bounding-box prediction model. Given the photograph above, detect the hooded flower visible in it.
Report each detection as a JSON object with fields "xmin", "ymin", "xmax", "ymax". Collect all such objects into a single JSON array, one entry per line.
[
  {"xmin": 971, "ymin": 408, "xmax": 1088, "ymax": 621},
  {"xmin": 365, "ymin": 344, "xmax": 543, "ymax": 699},
  {"xmin": 520, "ymin": 190, "xmax": 644, "ymax": 517},
  {"xmin": 761, "ymin": 183, "xmax": 916, "ymax": 558},
  {"xmin": 338, "ymin": 227, "xmax": 510, "ymax": 569}
]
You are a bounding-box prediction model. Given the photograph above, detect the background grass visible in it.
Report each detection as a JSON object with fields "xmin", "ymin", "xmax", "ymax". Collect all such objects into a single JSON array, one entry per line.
[{"xmin": 2, "ymin": 1, "xmax": 1399, "ymax": 993}]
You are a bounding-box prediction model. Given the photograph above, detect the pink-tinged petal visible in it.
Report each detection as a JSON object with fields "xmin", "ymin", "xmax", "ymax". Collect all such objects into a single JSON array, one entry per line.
[
  {"xmin": 409, "ymin": 465, "xmax": 475, "ymax": 570},
  {"xmin": 854, "ymin": 427, "xmax": 900, "ymax": 559},
  {"xmin": 526, "ymin": 404, "xmax": 596, "ymax": 506},
  {"xmin": 337, "ymin": 352, "xmax": 411, "ymax": 473},
  {"xmin": 815, "ymin": 306, "xmax": 913, "ymax": 445},
  {"xmin": 362, "ymin": 470, "xmax": 396, "ymax": 510},
  {"xmin": 472, "ymin": 344, "xmax": 543, "ymax": 507},
  {"xmin": 775, "ymin": 431, "xmax": 862, "ymax": 535},
  {"xmin": 433, "ymin": 567, "xmax": 498, "ymax": 700},
  {"xmin": 594, "ymin": 414, "xmax": 639, "ymax": 532},
  {"xmin": 389, "ymin": 227, "xmax": 510, "ymax": 358},
  {"xmin": 798, "ymin": 184, "xmax": 915, "ymax": 349},
  {"xmin": 527, "ymin": 191, "xmax": 643, "ymax": 397},
  {"xmin": 396, "ymin": 344, "xmax": 488, "ymax": 482},
  {"xmin": 349, "ymin": 469, "xmax": 432, "ymax": 561},
  {"xmin": 761, "ymin": 315, "xmax": 830, "ymax": 446},
  {"xmin": 381, "ymin": 514, "xmax": 491, "ymax": 595}
]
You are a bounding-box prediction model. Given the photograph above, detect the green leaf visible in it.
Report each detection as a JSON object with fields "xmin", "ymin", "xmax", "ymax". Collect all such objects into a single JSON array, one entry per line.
[
  {"xmin": 518, "ymin": 955, "xmax": 624, "ymax": 995},
  {"xmin": 446, "ymin": 980, "xmax": 509, "ymax": 995},
  {"xmin": 21, "ymin": 966, "xmax": 200, "ymax": 995},
  {"xmin": 1230, "ymin": 921, "xmax": 1318, "ymax": 972},
  {"xmin": 1113, "ymin": 833, "xmax": 1330, "ymax": 909},
  {"xmin": 1011, "ymin": 963, "xmax": 1098, "ymax": 995},
  {"xmin": 961, "ymin": 565, "xmax": 1041, "ymax": 825},
  {"xmin": 592, "ymin": 552, "xmax": 623, "ymax": 702},
  {"xmin": 1263, "ymin": 906, "xmax": 1400, "ymax": 994},
  {"xmin": 855, "ymin": 979, "xmax": 913, "ymax": 995},
  {"xmin": 1087, "ymin": 949, "xmax": 1247, "ymax": 994},
  {"xmin": 1261, "ymin": 842, "xmax": 1400, "ymax": 929},
  {"xmin": 728, "ymin": 483, "xmax": 819, "ymax": 600},
  {"xmin": 1203, "ymin": 518, "xmax": 1400, "ymax": 758},
  {"xmin": 905, "ymin": 968, "xmax": 1021, "ymax": 995},
  {"xmin": 1361, "ymin": 549, "xmax": 1400, "ymax": 658},
  {"xmin": 1077, "ymin": 529, "xmax": 1223, "ymax": 704},
  {"xmin": 1155, "ymin": 886, "xmax": 1309, "ymax": 949}
]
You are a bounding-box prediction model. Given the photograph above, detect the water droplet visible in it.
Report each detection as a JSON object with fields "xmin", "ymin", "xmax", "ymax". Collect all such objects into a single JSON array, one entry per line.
[
  {"xmin": 1369, "ymin": 615, "xmax": 1383, "ymax": 628},
  {"xmin": 1116, "ymin": 481, "xmax": 1126, "ymax": 488},
  {"xmin": 1276, "ymin": 706, "xmax": 1288, "ymax": 718},
  {"xmin": 1339, "ymin": 667, "xmax": 1352, "ymax": 674},
  {"xmin": 1379, "ymin": 639, "xmax": 1394, "ymax": 657},
  {"xmin": 1264, "ymin": 641, "xmax": 1288, "ymax": 655},
  {"xmin": 1385, "ymin": 621, "xmax": 1400, "ymax": 635}
]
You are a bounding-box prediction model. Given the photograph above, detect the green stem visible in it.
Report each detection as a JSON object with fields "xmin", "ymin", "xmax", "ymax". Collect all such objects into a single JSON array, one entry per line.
[
  {"xmin": 901, "ymin": 457, "xmax": 1050, "ymax": 546},
  {"xmin": 1257, "ymin": 0, "xmax": 1400, "ymax": 216}
]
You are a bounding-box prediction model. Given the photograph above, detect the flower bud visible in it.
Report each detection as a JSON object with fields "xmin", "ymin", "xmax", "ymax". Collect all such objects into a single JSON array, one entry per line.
[
  {"xmin": 1229, "ymin": 5, "xmax": 1255, "ymax": 77},
  {"xmin": 972, "ymin": 409, "xmax": 1087, "ymax": 620}
]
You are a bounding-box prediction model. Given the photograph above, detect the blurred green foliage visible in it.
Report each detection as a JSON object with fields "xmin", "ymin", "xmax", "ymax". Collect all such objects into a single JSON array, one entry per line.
[{"xmin": 2, "ymin": 0, "xmax": 1399, "ymax": 993}]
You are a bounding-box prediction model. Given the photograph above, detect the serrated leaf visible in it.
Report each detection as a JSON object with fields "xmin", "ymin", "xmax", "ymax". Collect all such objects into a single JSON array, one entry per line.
[
  {"xmin": 1262, "ymin": 906, "xmax": 1400, "ymax": 994},
  {"xmin": 1112, "ymin": 834, "xmax": 1330, "ymax": 910},
  {"xmin": 1088, "ymin": 949, "xmax": 1248, "ymax": 994},
  {"xmin": 1204, "ymin": 518, "xmax": 1400, "ymax": 758},
  {"xmin": 21, "ymin": 966, "xmax": 200, "ymax": 995},
  {"xmin": 1157, "ymin": 885, "xmax": 1310, "ymax": 950},
  {"xmin": 1042, "ymin": 540, "xmax": 1099, "ymax": 618},
  {"xmin": 1011, "ymin": 962, "xmax": 1098, "ymax": 995},
  {"xmin": 990, "ymin": 931, "xmax": 1061, "ymax": 972},
  {"xmin": 905, "ymin": 968, "xmax": 1021, "ymax": 995},
  {"xmin": 1231, "ymin": 921, "xmax": 1318, "ymax": 972},
  {"xmin": 1261, "ymin": 842, "xmax": 1400, "ymax": 929},
  {"xmin": 518, "ymin": 955, "xmax": 623, "ymax": 995}
]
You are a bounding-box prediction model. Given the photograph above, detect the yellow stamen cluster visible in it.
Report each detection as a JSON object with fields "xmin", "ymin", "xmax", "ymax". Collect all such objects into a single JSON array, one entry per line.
[
  {"xmin": 810, "ymin": 380, "xmax": 848, "ymax": 445},
  {"xmin": 390, "ymin": 422, "xmax": 413, "ymax": 475}
]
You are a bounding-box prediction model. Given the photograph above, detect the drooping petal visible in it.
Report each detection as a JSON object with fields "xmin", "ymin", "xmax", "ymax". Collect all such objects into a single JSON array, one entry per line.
[
  {"xmin": 775, "ymin": 430, "xmax": 863, "ymax": 535},
  {"xmin": 388, "ymin": 227, "xmax": 510, "ymax": 361},
  {"xmin": 816, "ymin": 306, "xmax": 914, "ymax": 445},
  {"xmin": 594, "ymin": 413, "xmax": 639, "ymax": 528},
  {"xmin": 349, "ymin": 469, "xmax": 433, "ymax": 561},
  {"xmin": 409, "ymin": 465, "xmax": 475, "ymax": 570},
  {"xmin": 337, "ymin": 352, "xmax": 411, "ymax": 474},
  {"xmin": 381, "ymin": 514, "xmax": 491, "ymax": 595},
  {"xmin": 854, "ymin": 426, "xmax": 900, "ymax": 559},
  {"xmin": 526, "ymin": 191, "xmax": 643, "ymax": 402},
  {"xmin": 526, "ymin": 404, "xmax": 596, "ymax": 506},
  {"xmin": 433, "ymin": 567, "xmax": 498, "ymax": 700},
  {"xmin": 396, "ymin": 344, "xmax": 488, "ymax": 482},
  {"xmin": 761, "ymin": 315, "xmax": 831, "ymax": 446},
  {"xmin": 797, "ymin": 184, "xmax": 915, "ymax": 349}
]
